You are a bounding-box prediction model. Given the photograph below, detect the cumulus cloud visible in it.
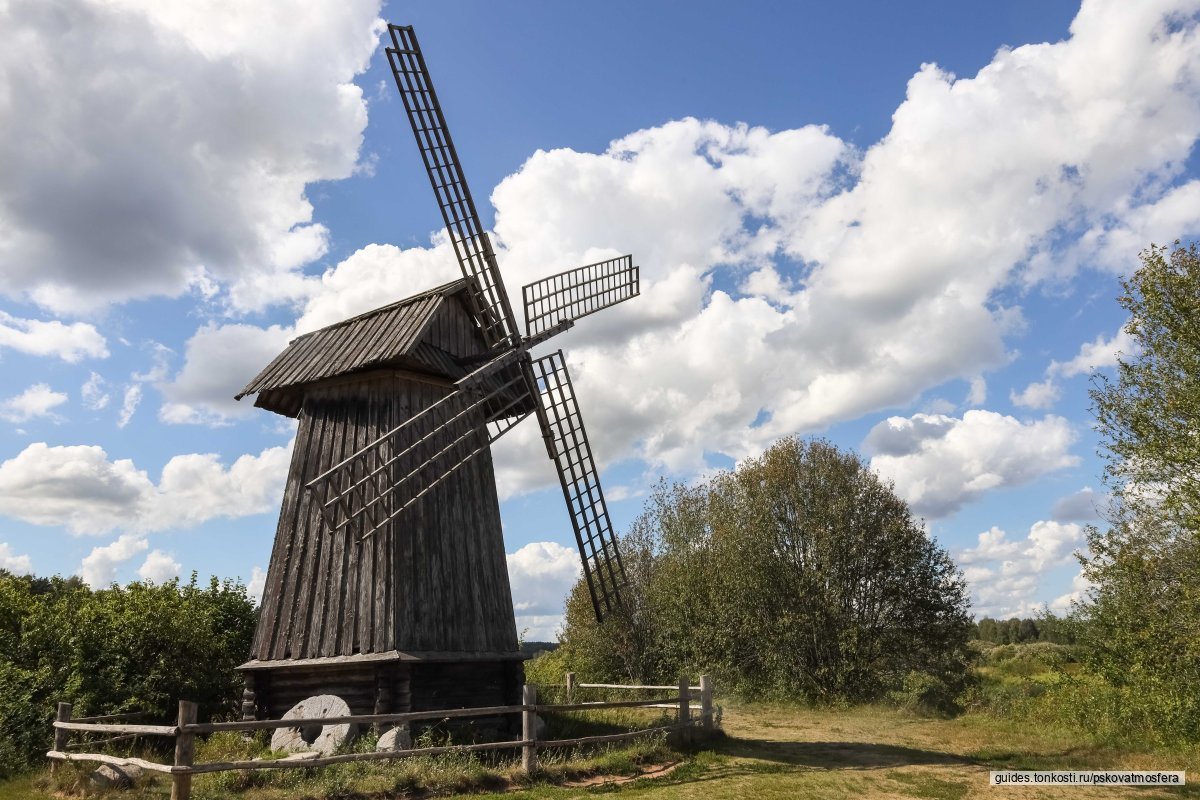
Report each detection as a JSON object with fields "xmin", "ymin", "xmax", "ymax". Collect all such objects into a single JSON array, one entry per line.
[
  {"xmin": 80, "ymin": 533, "xmax": 148, "ymax": 587},
  {"xmin": 959, "ymin": 520, "xmax": 1086, "ymax": 616},
  {"xmin": 1051, "ymin": 569, "xmax": 1095, "ymax": 613},
  {"xmin": 1011, "ymin": 378, "xmax": 1061, "ymax": 410},
  {"xmin": 0, "ymin": 384, "xmax": 68, "ymax": 423},
  {"xmin": 0, "ymin": 441, "xmax": 291, "ymax": 535},
  {"xmin": 865, "ymin": 411, "xmax": 1079, "ymax": 518},
  {"xmin": 146, "ymin": 0, "xmax": 1200, "ymax": 503},
  {"xmin": 1052, "ymin": 326, "xmax": 1138, "ymax": 378},
  {"xmin": 1051, "ymin": 486, "xmax": 1105, "ymax": 522},
  {"xmin": 0, "ymin": 0, "xmax": 383, "ymax": 313},
  {"xmin": 138, "ymin": 549, "xmax": 182, "ymax": 583},
  {"xmin": 0, "ymin": 542, "xmax": 33, "ymax": 574},
  {"xmin": 507, "ymin": 541, "xmax": 581, "ymax": 640},
  {"xmin": 246, "ymin": 566, "xmax": 267, "ymax": 604},
  {"xmin": 0, "ymin": 311, "xmax": 108, "ymax": 361},
  {"xmin": 461, "ymin": 0, "xmax": 1200, "ymax": 492},
  {"xmin": 160, "ymin": 323, "xmax": 293, "ymax": 424}
]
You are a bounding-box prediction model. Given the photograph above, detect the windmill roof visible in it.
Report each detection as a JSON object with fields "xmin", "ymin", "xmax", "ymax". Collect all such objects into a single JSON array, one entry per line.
[{"xmin": 236, "ymin": 279, "xmax": 472, "ymax": 414}]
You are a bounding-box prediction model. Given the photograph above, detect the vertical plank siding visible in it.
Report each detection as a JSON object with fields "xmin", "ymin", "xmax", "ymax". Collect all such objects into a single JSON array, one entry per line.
[
  {"xmin": 248, "ymin": 373, "xmax": 518, "ymax": 663},
  {"xmin": 241, "ymin": 288, "xmax": 523, "ymax": 719}
]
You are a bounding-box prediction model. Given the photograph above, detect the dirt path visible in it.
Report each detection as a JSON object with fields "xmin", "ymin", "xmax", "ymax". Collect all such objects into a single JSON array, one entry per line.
[{"xmin": 495, "ymin": 704, "xmax": 1196, "ymax": 799}]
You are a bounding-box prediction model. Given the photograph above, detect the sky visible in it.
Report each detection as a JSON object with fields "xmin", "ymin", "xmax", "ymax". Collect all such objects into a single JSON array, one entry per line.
[{"xmin": 1, "ymin": 0, "xmax": 1199, "ymax": 640}]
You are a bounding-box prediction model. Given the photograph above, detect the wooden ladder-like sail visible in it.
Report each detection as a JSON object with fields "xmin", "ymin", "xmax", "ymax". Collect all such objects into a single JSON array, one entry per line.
[
  {"xmin": 305, "ymin": 349, "xmax": 535, "ymax": 540},
  {"xmin": 386, "ymin": 24, "xmax": 519, "ymax": 352},
  {"xmin": 530, "ymin": 350, "xmax": 629, "ymax": 622}
]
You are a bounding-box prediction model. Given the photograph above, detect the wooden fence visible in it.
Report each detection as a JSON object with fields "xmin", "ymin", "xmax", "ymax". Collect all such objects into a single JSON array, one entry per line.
[{"xmin": 48, "ymin": 676, "xmax": 715, "ymax": 800}]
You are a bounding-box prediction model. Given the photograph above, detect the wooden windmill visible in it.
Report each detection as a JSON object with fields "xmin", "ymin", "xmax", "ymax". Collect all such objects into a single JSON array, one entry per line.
[{"xmin": 234, "ymin": 24, "xmax": 639, "ymax": 722}]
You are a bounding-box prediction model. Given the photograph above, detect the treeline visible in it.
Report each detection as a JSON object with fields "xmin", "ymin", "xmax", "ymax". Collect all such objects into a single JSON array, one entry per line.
[
  {"xmin": 0, "ymin": 572, "xmax": 255, "ymax": 778},
  {"xmin": 972, "ymin": 616, "xmax": 1074, "ymax": 645},
  {"xmin": 538, "ymin": 437, "xmax": 973, "ymax": 713}
]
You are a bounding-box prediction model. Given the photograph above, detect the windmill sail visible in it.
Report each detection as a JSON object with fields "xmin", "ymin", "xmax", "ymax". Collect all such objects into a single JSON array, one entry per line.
[
  {"xmin": 386, "ymin": 24, "xmax": 519, "ymax": 351},
  {"xmin": 306, "ymin": 349, "xmax": 535, "ymax": 542},
  {"xmin": 530, "ymin": 350, "xmax": 628, "ymax": 621},
  {"xmin": 522, "ymin": 255, "xmax": 640, "ymax": 337}
]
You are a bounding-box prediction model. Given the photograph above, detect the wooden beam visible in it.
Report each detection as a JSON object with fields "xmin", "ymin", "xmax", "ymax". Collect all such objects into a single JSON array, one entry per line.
[
  {"xmin": 183, "ymin": 703, "xmax": 528, "ymax": 733},
  {"xmin": 521, "ymin": 685, "xmax": 537, "ymax": 775},
  {"xmin": 47, "ymin": 751, "xmax": 175, "ymax": 775},
  {"xmin": 54, "ymin": 722, "xmax": 177, "ymax": 736},
  {"xmin": 171, "ymin": 701, "xmax": 197, "ymax": 800}
]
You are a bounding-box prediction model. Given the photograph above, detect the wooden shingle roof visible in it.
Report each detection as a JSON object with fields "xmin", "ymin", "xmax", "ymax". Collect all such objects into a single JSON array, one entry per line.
[{"xmin": 236, "ymin": 279, "xmax": 473, "ymax": 416}]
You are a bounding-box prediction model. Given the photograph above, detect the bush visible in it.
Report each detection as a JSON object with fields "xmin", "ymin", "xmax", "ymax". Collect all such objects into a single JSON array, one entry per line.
[
  {"xmin": 889, "ymin": 670, "xmax": 965, "ymax": 717},
  {"xmin": 0, "ymin": 570, "xmax": 256, "ymax": 778},
  {"xmin": 559, "ymin": 437, "xmax": 973, "ymax": 704}
]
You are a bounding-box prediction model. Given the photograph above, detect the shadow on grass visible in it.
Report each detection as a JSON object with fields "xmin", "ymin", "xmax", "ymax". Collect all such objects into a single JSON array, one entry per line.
[{"xmin": 716, "ymin": 734, "xmax": 972, "ymax": 770}]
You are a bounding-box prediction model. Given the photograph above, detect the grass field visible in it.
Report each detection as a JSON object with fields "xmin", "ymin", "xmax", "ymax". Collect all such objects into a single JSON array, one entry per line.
[{"xmin": 5, "ymin": 702, "xmax": 1197, "ymax": 799}]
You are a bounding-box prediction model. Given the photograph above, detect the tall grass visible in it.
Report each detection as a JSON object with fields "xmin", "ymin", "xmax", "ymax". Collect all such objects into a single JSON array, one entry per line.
[{"xmin": 961, "ymin": 640, "xmax": 1200, "ymax": 751}]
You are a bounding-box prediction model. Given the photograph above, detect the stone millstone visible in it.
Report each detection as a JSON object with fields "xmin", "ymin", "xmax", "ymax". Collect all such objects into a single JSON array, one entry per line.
[
  {"xmin": 376, "ymin": 725, "xmax": 412, "ymax": 752},
  {"xmin": 270, "ymin": 694, "xmax": 357, "ymax": 756}
]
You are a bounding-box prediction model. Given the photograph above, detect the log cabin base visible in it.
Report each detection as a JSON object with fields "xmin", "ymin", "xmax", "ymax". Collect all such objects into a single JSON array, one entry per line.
[{"xmin": 238, "ymin": 653, "xmax": 526, "ymax": 739}]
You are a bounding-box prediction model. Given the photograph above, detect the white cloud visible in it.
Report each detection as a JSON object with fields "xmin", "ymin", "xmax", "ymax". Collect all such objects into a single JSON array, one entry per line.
[
  {"xmin": 80, "ymin": 533, "xmax": 148, "ymax": 587},
  {"xmin": 1011, "ymin": 378, "xmax": 1061, "ymax": 410},
  {"xmin": 0, "ymin": 440, "xmax": 291, "ymax": 535},
  {"xmin": 958, "ymin": 527, "xmax": 1022, "ymax": 564},
  {"xmin": 464, "ymin": 0, "xmax": 1200, "ymax": 493},
  {"xmin": 137, "ymin": 549, "xmax": 182, "ymax": 583},
  {"xmin": 0, "ymin": 0, "xmax": 383, "ymax": 313},
  {"xmin": 0, "ymin": 542, "xmax": 33, "ymax": 575},
  {"xmin": 0, "ymin": 311, "xmax": 108, "ymax": 361},
  {"xmin": 0, "ymin": 383, "xmax": 68, "ymax": 423},
  {"xmin": 294, "ymin": 242, "xmax": 461, "ymax": 334},
  {"xmin": 1052, "ymin": 326, "xmax": 1138, "ymax": 378},
  {"xmin": 1051, "ymin": 569, "xmax": 1095, "ymax": 613},
  {"xmin": 1014, "ymin": 324, "xmax": 1136, "ymax": 410},
  {"xmin": 958, "ymin": 519, "xmax": 1086, "ymax": 617},
  {"xmin": 117, "ymin": 385, "xmax": 142, "ymax": 428},
  {"xmin": 866, "ymin": 411, "xmax": 1079, "ymax": 518},
  {"xmin": 81, "ymin": 372, "xmax": 110, "ymax": 410},
  {"xmin": 160, "ymin": 323, "xmax": 293, "ymax": 424},
  {"xmin": 246, "ymin": 566, "xmax": 267, "ymax": 604},
  {"xmin": 1025, "ymin": 520, "xmax": 1085, "ymax": 572},
  {"xmin": 507, "ymin": 541, "xmax": 582, "ymax": 640}
]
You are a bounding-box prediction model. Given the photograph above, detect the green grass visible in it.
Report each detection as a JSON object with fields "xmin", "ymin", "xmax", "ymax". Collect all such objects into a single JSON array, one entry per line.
[{"xmin": 6, "ymin": 699, "xmax": 1198, "ymax": 799}]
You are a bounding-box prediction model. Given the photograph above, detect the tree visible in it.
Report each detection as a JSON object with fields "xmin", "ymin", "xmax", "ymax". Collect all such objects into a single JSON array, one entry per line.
[
  {"xmin": 558, "ymin": 437, "xmax": 973, "ymax": 704},
  {"xmin": 1074, "ymin": 241, "xmax": 1200, "ymax": 744},
  {"xmin": 1091, "ymin": 241, "xmax": 1200, "ymax": 531}
]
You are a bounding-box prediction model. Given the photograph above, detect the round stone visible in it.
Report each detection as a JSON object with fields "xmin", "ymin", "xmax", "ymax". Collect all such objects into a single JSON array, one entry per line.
[
  {"xmin": 376, "ymin": 725, "xmax": 412, "ymax": 752},
  {"xmin": 270, "ymin": 694, "xmax": 357, "ymax": 755}
]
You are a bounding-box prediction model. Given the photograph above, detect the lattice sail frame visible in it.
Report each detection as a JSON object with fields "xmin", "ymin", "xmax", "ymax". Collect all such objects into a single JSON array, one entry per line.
[
  {"xmin": 305, "ymin": 349, "xmax": 534, "ymax": 540},
  {"xmin": 523, "ymin": 256, "xmax": 640, "ymax": 338},
  {"xmin": 529, "ymin": 351, "xmax": 629, "ymax": 621},
  {"xmin": 386, "ymin": 25, "xmax": 519, "ymax": 352}
]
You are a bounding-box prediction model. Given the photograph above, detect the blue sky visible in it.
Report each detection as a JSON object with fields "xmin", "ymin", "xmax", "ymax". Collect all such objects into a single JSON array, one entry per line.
[{"xmin": 1, "ymin": 0, "xmax": 1198, "ymax": 639}]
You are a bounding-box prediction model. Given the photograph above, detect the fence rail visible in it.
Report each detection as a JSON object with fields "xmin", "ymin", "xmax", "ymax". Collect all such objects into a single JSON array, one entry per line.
[{"xmin": 48, "ymin": 675, "xmax": 716, "ymax": 800}]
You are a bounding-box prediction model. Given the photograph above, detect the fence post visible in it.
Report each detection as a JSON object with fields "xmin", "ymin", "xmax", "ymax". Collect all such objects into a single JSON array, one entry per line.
[
  {"xmin": 565, "ymin": 671, "xmax": 576, "ymax": 704},
  {"xmin": 52, "ymin": 702, "xmax": 72, "ymax": 773},
  {"xmin": 677, "ymin": 677, "xmax": 691, "ymax": 744},
  {"xmin": 700, "ymin": 675, "xmax": 713, "ymax": 732},
  {"xmin": 521, "ymin": 684, "xmax": 538, "ymax": 775},
  {"xmin": 171, "ymin": 700, "xmax": 198, "ymax": 800}
]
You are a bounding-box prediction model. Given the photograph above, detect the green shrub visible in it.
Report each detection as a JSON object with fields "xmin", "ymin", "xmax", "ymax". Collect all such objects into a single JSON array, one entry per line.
[
  {"xmin": 0, "ymin": 570, "xmax": 256, "ymax": 778},
  {"xmin": 889, "ymin": 670, "xmax": 963, "ymax": 716}
]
